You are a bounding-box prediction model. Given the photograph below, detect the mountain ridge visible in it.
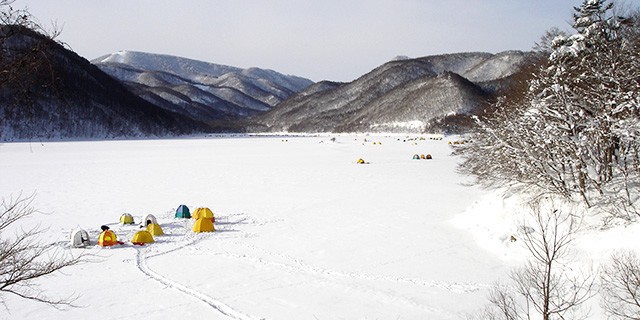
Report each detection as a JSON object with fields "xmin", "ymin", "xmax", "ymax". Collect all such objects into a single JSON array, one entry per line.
[
  {"xmin": 93, "ymin": 51, "xmax": 314, "ymax": 122},
  {"xmin": 0, "ymin": 26, "xmax": 210, "ymax": 141},
  {"xmin": 253, "ymin": 50, "xmax": 539, "ymax": 133}
]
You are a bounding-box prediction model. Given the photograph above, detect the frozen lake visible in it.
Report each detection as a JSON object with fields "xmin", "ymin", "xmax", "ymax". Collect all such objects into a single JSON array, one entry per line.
[{"xmin": 0, "ymin": 135, "xmax": 508, "ymax": 319}]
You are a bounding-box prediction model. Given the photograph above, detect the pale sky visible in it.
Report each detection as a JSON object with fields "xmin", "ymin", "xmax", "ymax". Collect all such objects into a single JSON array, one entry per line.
[{"xmin": 13, "ymin": 0, "xmax": 578, "ymax": 82}]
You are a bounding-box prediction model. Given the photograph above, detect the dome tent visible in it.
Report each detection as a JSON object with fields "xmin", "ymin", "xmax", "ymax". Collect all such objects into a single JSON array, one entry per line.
[
  {"xmin": 175, "ymin": 204, "xmax": 191, "ymax": 219},
  {"xmin": 142, "ymin": 214, "xmax": 158, "ymax": 227},
  {"xmin": 70, "ymin": 229, "xmax": 90, "ymax": 248},
  {"xmin": 412, "ymin": 154, "xmax": 420, "ymax": 160},
  {"xmin": 192, "ymin": 207, "xmax": 214, "ymax": 222},
  {"xmin": 146, "ymin": 223, "xmax": 164, "ymax": 236},
  {"xmin": 131, "ymin": 230, "xmax": 154, "ymax": 245},
  {"xmin": 98, "ymin": 226, "xmax": 119, "ymax": 247},
  {"xmin": 193, "ymin": 217, "xmax": 215, "ymax": 233},
  {"xmin": 119, "ymin": 213, "xmax": 135, "ymax": 225}
]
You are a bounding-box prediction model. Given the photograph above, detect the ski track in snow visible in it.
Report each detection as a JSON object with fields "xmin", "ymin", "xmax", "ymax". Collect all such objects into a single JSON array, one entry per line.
[
  {"xmin": 196, "ymin": 242, "xmax": 487, "ymax": 294},
  {"xmin": 120, "ymin": 212, "xmax": 478, "ymax": 318},
  {"xmin": 187, "ymin": 245, "xmax": 454, "ymax": 315},
  {"xmin": 133, "ymin": 232, "xmax": 263, "ymax": 320}
]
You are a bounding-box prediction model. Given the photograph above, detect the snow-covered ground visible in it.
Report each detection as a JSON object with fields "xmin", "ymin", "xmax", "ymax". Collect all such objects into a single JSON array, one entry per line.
[{"xmin": 0, "ymin": 135, "xmax": 627, "ymax": 319}]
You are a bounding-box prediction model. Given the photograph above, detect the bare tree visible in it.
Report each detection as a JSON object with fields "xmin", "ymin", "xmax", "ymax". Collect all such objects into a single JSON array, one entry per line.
[
  {"xmin": 0, "ymin": 193, "xmax": 84, "ymax": 308},
  {"xmin": 477, "ymin": 200, "xmax": 596, "ymax": 320},
  {"xmin": 601, "ymin": 251, "xmax": 640, "ymax": 320},
  {"xmin": 0, "ymin": 0, "xmax": 63, "ymax": 115}
]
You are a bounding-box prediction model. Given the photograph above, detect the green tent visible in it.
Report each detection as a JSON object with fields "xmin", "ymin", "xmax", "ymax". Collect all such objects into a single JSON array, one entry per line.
[{"xmin": 175, "ymin": 204, "xmax": 191, "ymax": 219}]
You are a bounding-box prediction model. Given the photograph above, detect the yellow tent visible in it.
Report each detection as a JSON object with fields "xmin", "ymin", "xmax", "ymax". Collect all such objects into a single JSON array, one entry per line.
[
  {"xmin": 119, "ymin": 213, "xmax": 134, "ymax": 224},
  {"xmin": 192, "ymin": 207, "xmax": 215, "ymax": 222},
  {"xmin": 131, "ymin": 230, "xmax": 154, "ymax": 245},
  {"xmin": 193, "ymin": 217, "xmax": 215, "ymax": 233},
  {"xmin": 98, "ymin": 230, "xmax": 118, "ymax": 247},
  {"xmin": 146, "ymin": 223, "xmax": 164, "ymax": 236},
  {"xmin": 357, "ymin": 158, "xmax": 366, "ymax": 164}
]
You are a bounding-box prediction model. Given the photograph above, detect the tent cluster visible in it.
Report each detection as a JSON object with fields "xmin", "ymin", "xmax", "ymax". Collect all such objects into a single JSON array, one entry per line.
[
  {"xmin": 412, "ymin": 154, "xmax": 433, "ymax": 160},
  {"xmin": 174, "ymin": 204, "xmax": 216, "ymax": 232},
  {"xmin": 69, "ymin": 204, "xmax": 217, "ymax": 248},
  {"xmin": 127, "ymin": 213, "xmax": 165, "ymax": 246}
]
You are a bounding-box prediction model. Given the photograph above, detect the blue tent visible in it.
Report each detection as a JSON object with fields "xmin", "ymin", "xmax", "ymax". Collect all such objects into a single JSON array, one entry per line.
[{"xmin": 175, "ymin": 204, "xmax": 191, "ymax": 219}]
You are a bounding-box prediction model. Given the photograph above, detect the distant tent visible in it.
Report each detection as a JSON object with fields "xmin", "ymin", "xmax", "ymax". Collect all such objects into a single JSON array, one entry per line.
[
  {"xmin": 420, "ymin": 154, "xmax": 426, "ymax": 159},
  {"xmin": 142, "ymin": 214, "xmax": 158, "ymax": 227},
  {"xmin": 426, "ymin": 154, "xmax": 433, "ymax": 159},
  {"xmin": 357, "ymin": 158, "xmax": 366, "ymax": 164},
  {"xmin": 131, "ymin": 230, "xmax": 154, "ymax": 245},
  {"xmin": 119, "ymin": 213, "xmax": 135, "ymax": 225},
  {"xmin": 175, "ymin": 205, "xmax": 191, "ymax": 219},
  {"xmin": 412, "ymin": 154, "xmax": 420, "ymax": 160},
  {"xmin": 193, "ymin": 217, "xmax": 215, "ymax": 233},
  {"xmin": 146, "ymin": 223, "xmax": 164, "ymax": 236},
  {"xmin": 98, "ymin": 230, "xmax": 118, "ymax": 247},
  {"xmin": 192, "ymin": 207, "xmax": 214, "ymax": 223},
  {"xmin": 70, "ymin": 229, "xmax": 90, "ymax": 248}
]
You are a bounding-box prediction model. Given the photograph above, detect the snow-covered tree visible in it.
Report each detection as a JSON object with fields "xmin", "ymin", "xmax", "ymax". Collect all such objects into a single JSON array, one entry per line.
[{"xmin": 458, "ymin": 0, "xmax": 640, "ymax": 212}]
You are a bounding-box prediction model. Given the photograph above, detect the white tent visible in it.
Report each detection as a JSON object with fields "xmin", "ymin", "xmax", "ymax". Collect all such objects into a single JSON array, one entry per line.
[
  {"xmin": 142, "ymin": 214, "xmax": 158, "ymax": 227},
  {"xmin": 70, "ymin": 229, "xmax": 90, "ymax": 248}
]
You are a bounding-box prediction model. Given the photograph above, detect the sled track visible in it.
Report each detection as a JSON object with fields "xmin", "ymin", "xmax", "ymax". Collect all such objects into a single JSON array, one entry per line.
[{"xmin": 135, "ymin": 236, "xmax": 262, "ymax": 320}]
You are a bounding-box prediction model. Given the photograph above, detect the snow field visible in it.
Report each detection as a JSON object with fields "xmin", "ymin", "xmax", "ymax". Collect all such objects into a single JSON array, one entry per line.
[{"xmin": 0, "ymin": 135, "xmax": 509, "ymax": 319}]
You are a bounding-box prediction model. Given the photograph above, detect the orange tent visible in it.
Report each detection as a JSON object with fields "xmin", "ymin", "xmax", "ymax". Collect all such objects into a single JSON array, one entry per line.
[{"xmin": 98, "ymin": 230, "xmax": 118, "ymax": 247}]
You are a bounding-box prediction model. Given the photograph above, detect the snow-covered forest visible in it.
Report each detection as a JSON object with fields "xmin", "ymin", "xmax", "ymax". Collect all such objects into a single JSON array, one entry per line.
[{"xmin": 456, "ymin": 1, "xmax": 640, "ymax": 319}]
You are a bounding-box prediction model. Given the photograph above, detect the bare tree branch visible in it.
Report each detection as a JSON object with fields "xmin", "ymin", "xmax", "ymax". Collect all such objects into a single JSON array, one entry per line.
[
  {"xmin": 601, "ymin": 251, "xmax": 640, "ymax": 319},
  {"xmin": 0, "ymin": 193, "xmax": 85, "ymax": 309}
]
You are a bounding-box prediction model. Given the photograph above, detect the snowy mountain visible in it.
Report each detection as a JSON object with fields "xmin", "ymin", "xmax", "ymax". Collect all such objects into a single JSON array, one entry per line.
[
  {"xmin": 255, "ymin": 51, "xmax": 539, "ymax": 133},
  {"xmin": 92, "ymin": 51, "xmax": 314, "ymax": 122},
  {"xmin": 0, "ymin": 26, "xmax": 211, "ymax": 141}
]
